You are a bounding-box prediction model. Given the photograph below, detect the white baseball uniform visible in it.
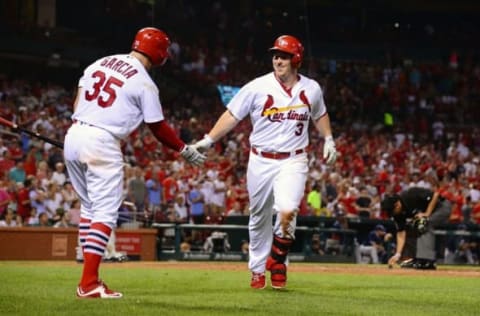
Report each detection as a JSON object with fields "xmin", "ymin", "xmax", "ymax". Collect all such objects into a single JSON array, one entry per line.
[
  {"xmin": 64, "ymin": 54, "xmax": 165, "ymax": 228},
  {"xmin": 226, "ymin": 72, "xmax": 327, "ymax": 273}
]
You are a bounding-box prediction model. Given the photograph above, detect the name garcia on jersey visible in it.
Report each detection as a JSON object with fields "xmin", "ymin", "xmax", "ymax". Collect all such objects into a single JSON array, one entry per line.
[{"xmin": 99, "ymin": 56, "xmax": 138, "ymax": 79}]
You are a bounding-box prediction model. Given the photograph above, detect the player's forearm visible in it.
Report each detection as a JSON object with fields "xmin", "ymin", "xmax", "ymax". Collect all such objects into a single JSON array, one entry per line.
[
  {"xmin": 206, "ymin": 110, "xmax": 239, "ymax": 142},
  {"xmin": 147, "ymin": 120, "xmax": 185, "ymax": 151},
  {"xmin": 73, "ymin": 88, "xmax": 82, "ymax": 112},
  {"xmin": 395, "ymin": 230, "xmax": 406, "ymax": 255},
  {"xmin": 314, "ymin": 113, "xmax": 333, "ymax": 138}
]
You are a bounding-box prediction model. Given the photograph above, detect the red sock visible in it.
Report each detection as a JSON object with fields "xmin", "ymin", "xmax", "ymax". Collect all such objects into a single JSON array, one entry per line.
[{"xmin": 80, "ymin": 222, "xmax": 112, "ymax": 289}]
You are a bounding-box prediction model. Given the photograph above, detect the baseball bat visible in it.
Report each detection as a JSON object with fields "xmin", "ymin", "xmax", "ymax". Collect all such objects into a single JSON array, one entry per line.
[{"xmin": 0, "ymin": 116, "xmax": 64, "ymax": 149}]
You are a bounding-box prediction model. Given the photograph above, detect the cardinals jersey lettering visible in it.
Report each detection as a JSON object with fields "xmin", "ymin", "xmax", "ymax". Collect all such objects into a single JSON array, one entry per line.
[
  {"xmin": 72, "ymin": 54, "xmax": 164, "ymax": 139},
  {"xmin": 227, "ymin": 73, "xmax": 326, "ymax": 152}
]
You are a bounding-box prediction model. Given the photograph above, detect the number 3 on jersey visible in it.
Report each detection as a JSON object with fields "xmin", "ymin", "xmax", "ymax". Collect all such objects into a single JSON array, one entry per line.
[{"xmin": 85, "ymin": 70, "xmax": 124, "ymax": 108}]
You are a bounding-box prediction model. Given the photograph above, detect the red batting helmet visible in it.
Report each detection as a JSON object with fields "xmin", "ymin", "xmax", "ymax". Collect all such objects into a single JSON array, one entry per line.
[
  {"xmin": 269, "ymin": 35, "xmax": 304, "ymax": 67},
  {"xmin": 132, "ymin": 27, "xmax": 171, "ymax": 66}
]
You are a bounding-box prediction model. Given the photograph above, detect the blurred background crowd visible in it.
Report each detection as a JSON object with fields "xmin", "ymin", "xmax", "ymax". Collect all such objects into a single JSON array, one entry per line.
[{"xmin": 0, "ymin": 0, "xmax": 479, "ymax": 262}]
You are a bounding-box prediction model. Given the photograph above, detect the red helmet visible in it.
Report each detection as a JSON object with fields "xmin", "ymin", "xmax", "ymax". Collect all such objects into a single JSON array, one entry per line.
[
  {"xmin": 132, "ymin": 27, "xmax": 171, "ymax": 66},
  {"xmin": 269, "ymin": 35, "xmax": 304, "ymax": 67}
]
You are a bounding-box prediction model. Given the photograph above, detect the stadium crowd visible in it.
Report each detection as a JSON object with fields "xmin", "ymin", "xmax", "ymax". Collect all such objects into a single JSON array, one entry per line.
[
  {"xmin": 1, "ymin": 54, "xmax": 479, "ymax": 226},
  {"xmin": 1, "ymin": 1, "xmax": 479, "ymax": 263}
]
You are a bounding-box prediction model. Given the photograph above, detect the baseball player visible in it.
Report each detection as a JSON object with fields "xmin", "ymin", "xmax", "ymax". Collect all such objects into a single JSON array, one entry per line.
[
  {"xmin": 64, "ymin": 27, "xmax": 206, "ymax": 299},
  {"xmin": 382, "ymin": 187, "xmax": 451, "ymax": 269},
  {"xmin": 193, "ymin": 35, "xmax": 337, "ymax": 289}
]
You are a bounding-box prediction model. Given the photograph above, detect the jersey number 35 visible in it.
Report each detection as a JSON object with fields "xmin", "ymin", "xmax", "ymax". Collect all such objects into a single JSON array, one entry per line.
[{"xmin": 85, "ymin": 70, "xmax": 124, "ymax": 108}]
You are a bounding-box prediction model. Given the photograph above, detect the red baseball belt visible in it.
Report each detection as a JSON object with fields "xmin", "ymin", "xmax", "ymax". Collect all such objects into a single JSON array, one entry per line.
[{"xmin": 251, "ymin": 147, "xmax": 307, "ymax": 160}]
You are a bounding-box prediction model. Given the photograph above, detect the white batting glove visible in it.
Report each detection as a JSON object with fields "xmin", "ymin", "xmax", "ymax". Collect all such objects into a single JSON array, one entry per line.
[
  {"xmin": 180, "ymin": 145, "xmax": 207, "ymax": 166},
  {"xmin": 323, "ymin": 136, "xmax": 337, "ymax": 165},
  {"xmin": 191, "ymin": 134, "xmax": 214, "ymax": 152}
]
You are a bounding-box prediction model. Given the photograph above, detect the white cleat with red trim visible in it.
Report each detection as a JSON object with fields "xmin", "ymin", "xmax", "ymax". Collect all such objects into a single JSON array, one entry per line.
[{"xmin": 76, "ymin": 280, "xmax": 123, "ymax": 299}]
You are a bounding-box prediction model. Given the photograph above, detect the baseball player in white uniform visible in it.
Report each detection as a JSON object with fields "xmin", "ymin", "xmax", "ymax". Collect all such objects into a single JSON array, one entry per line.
[
  {"xmin": 64, "ymin": 27, "xmax": 205, "ymax": 299},
  {"xmin": 193, "ymin": 35, "xmax": 337, "ymax": 289}
]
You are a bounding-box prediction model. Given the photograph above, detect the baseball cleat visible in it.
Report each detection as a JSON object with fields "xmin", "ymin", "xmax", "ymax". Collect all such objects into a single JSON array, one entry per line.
[
  {"xmin": 399, "ymin": 258, "xmax": 416, "ymax": 269},
  {"xmin": 414, "ymin": 260, "xmax": 437, "ymax": 270},
  {"xmin": 76, "ymin": 280, "xmax": 123, "ymax": 299},
  {"xmin": 250, "ymin": 272, "xmax": 266, "ymax": 289}
]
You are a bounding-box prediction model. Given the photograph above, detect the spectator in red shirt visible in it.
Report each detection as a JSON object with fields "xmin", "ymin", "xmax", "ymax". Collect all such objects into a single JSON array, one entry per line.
[
  {"xmin": 23, "ymin": 148, "xmax": 37, "ymax": 176},
  {"xmin": 0, "ymin": 153, "xmax": 15, "ymax": 179},
  {"xmin": 337, "ymin": 182, "xmax": 358, "ymax": 218},
  {"xmin": 471, "ymin": 201, "xmax": 480, "ymax": 224},
  {"xmin": 217, "ymin": 154, "xmax": 234, "ymax": 179},
  {"xmin": 0, "ymin": 179, "xmax": 12, "ymax": 217},
  {"xmin": 7, "ymin": 140, "xmax": 23, "ymax": 161},
  {"xmin": 162, "ymin": 172, "xmax": 179, "ymax": 204},
  {"xmin": 155, "ymin": 162, "xmax": 167, "ymax": 184},
  {"xmin": 142, "ymin": 133, "xmax": 157, "ymax": 153},
  {"xmin": 15, "ymin": 179, "xmax": 32, "ymax": 222}
]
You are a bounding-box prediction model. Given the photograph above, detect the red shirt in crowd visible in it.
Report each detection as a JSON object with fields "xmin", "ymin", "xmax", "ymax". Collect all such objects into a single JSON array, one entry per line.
[
  {"xmin": 0, "ymin": 158, "xmax": 15, "ymax": 178},
  {"xmin": 8, "ymin": 144, "xmax": 23, "ymax": 161},
  {"xmin": 472, "ymin": 202, "xmax": 480, "ymax": 224},
  {"xmin": 162, "ymin": 176, "xmax": 178, "ymax": 203},
  {"xmin": 16, "ymin": 187, "xmax": 31, "ymax": 220},
  {"xmin": 23, "ymin": 153, "xmax": 37, "ymax": 176},
  {"xmin": 142, "ymin": 134, "xmax": 157, "ymax": 153},
  {"xmin": 156, "ymin": 168, "xmax": 166, "ymax": 184}
]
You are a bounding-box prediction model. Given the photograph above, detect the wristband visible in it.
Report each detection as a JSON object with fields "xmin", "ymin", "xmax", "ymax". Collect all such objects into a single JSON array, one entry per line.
[
  {"xmin": 204, "ymin": 134, "xmax": 214, "ymax": 145},
  {"xmin": 325, "ymin": 135, "xmax": 333, "ymax": 142}
]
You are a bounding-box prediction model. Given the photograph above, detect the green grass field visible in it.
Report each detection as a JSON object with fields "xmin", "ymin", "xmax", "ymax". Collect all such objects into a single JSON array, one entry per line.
[{"xmin": 0, "ymin": 261, "xmax": 479, "ymax": 316}]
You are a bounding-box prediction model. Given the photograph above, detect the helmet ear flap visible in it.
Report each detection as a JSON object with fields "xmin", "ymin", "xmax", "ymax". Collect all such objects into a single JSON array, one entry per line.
[{"xmin": 291, "ymin": 53, "xmax": 301, "ymax": 67}]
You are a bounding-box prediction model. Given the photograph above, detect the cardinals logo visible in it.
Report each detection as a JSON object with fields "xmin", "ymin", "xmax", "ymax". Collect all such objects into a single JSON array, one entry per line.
[{"xmin": 261, "ymin": 91, "xmax": 311, "ymax": 122}]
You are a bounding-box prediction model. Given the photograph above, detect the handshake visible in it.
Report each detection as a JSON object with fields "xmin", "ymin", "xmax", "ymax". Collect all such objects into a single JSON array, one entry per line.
[{"xmin": 180, "ymin": 135, "xmax": 214, "ymax": 166}]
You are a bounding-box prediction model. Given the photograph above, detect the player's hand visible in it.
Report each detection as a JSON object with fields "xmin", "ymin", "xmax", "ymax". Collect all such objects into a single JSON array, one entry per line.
[
  {"xmin": 388, "ymin": 253, "xmax": 401, "ymax": 266},
  {"xmin": 180, "ymin": 145, "xmax": 207, "ymax": 166},
  {"xmin": 191, "ymin": 134, "xmax": 214, "ymax": 152},
  {"xmin": 323, "ymin": 136, "xmax": 337, "ymax": 165},
  {"xmin": 415, "ymin": 212, "xmax": 427, "ymax": 219}
]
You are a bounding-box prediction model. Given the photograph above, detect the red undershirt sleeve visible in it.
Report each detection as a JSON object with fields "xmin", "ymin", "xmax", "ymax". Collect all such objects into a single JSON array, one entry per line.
[{"xmin": 146, "ymin": 120, "xmax": 185, "ymax": 152}]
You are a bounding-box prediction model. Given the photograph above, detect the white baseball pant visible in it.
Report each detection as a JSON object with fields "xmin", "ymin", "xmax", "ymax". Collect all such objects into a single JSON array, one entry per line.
[
  {"xmin": 64, "ymin": 123, "xmax": 124, "ymax": 228},
  {"xmin": 246, "ymin": 152, "xmax": 308, "ymax": 273}
]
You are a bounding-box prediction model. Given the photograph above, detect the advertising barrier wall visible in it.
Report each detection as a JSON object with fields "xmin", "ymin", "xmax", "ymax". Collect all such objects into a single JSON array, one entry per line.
[{"xmin": 0, "ymin": 227, "xmax": 158, "ymax": 261}]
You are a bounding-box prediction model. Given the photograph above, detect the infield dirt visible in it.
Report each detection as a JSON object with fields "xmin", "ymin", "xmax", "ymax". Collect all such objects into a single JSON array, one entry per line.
[{"xmin": 18, "ymin": 261, "xmax": 480, "ymax": 278}]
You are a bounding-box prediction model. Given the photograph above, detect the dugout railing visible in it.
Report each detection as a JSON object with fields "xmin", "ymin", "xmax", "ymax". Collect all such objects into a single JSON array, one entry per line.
[
  {"xmin": 152, "ymin": 223, "xmax": 358, "ymax": 263},
  {"xmin": 151, "ymin": 220, "xmax": 480, "ymax": 264}
]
